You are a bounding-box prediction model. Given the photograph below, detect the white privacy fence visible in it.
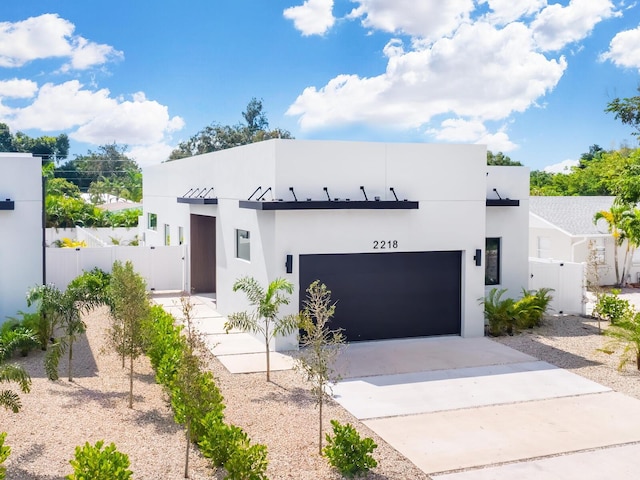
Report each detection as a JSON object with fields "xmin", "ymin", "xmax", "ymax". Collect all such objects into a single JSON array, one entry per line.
[
  {"xmin": 529, "ymin": 258, "xmax": 585, "ymax": 316},
  {"xmin": 46, "ymin": 245, "xmax": 186, "ymax": 291}
]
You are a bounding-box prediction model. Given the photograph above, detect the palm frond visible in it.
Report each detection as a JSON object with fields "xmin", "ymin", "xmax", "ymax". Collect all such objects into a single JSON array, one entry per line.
[
  {"xmin": 0, "ymin": 390, "xmax": 22, "ymax": 413},
  {"xmin": 225, "ymin": 312, "xmax": 263, "ymax": 335},
  {"xmin": 0, "ymin": 364, "xmax": 31, "ymax": 393},
  {"xmin": 45, "ymin": 340, "xmax": 66, "ymax": 381}
]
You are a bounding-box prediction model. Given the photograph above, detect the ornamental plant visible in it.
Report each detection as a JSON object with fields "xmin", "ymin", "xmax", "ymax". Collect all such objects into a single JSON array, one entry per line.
[
  {"xmin": 66, "ymin": 440, "xmax": 133, "ymax": 480},
  {"xmin": 323, "ymin": 420, "xmax": 377, "ymax": 478},
  {"xmin": 0, "ymin": 432, "xmax": 10, "ymax": 480}
]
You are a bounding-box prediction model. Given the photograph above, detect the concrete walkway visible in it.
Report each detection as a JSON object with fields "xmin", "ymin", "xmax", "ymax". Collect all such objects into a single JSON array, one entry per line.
[{"xmin": 152, "ymin": 293, "xmax": 640, "ymax": 479}]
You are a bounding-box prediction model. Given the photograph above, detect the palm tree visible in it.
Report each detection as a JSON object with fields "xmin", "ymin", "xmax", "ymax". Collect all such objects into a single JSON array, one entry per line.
[
  {"xmin": 225, "ymin": 277, "xmax": 299, "ymax": 382},
  {"xmin": 0, "ymin": 334, "xmax": 32, "ymax": 412},
  {"xmin": 594, "ymin": 204, "xmax": 631, "ymax": 286}
]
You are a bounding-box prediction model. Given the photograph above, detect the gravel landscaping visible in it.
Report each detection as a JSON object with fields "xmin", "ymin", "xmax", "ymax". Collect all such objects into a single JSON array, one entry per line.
[
  {"xmin": 0, "ymin": 306, "xmax": 429, "ymax": 479},
  {"xmin": 3, "ymin": 294, "xmax": 640, "ymax": 479}
]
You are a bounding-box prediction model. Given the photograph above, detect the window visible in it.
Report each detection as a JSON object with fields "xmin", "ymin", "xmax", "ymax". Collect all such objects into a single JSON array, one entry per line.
[
  {"xmin": 178, "ymin": 226, "xmax": 184, "ymax": 245},
  {"xmin": 537, "ymin": 236, "xmax": 551, "ymax": 258},
  {"xmin": 485, "ymin": 238, "xmax": 500, "ymax": 286},
  {"xmin": 164, "ymin": 224, "xmax": 170, "ymax": 246},
  {"xmin": 236, "ymin": 229, "xmax": 250, "ymax": 261},
  {"xmin": 148, "ymin": 213, "xmax": 157, "ymax": 231},
  {"xmin": 594, "ymin": 238, "xmax": 605, "ymax": 264}
]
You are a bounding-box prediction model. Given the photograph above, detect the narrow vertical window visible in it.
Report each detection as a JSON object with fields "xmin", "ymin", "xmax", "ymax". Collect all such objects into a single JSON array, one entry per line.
[
  {"xmin": 164, "ymin": 224, "xmax": 170, "ymax": 246},
  {"xmin": 148, "ymin": 213, "xmax": 157, "ymax": 231},
  {"xmin": 236, "ymin": 229, "xmax": 250, "ymax": 261},
  {"xmin": 485, "ymin": 238, "xmax": 500, "ymax": 286},
  {"xmin": 178, "ymin": 226, "xmax": 184, "ymax": 245}
]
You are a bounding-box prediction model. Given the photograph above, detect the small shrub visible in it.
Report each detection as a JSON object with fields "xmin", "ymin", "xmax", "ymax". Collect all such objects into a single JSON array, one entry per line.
[
  {"xmin": 67, "ymin": 440, "xmax": 132, "ymax": 480},
  {"xmin": 593, "ymin": 289, "xmax": 633, "ymax": 324},
  {"xmin": 198, "ymin": 414, "xmax": 248, "ymax": 467},
  {"xmin": 0, "ymin": 432, "xmax": 10, "ymax": 480},
  {"xmin": 224, "ymin": 443, "xmax": 269, "ymax": 480},
  {"xmin": 323, "ymin": 420, "xmax": 377, "ymax": 478}
]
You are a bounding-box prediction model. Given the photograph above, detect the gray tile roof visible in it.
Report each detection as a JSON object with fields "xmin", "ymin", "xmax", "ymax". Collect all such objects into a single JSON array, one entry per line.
[{"xmin": 530, "ymin": 196, "xmax": 616, "ymax": 236}]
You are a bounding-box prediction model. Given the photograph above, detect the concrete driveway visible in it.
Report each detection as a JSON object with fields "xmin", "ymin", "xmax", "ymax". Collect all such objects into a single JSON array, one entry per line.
[{"xmin": 154, "ymin": 293, "xmax": 640, "ymax": 479}]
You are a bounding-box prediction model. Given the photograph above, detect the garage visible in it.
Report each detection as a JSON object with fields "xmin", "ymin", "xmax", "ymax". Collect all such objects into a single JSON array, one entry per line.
[{"xmin": 299, "ymin": 251, "xmax": 461, "ymax": 342}]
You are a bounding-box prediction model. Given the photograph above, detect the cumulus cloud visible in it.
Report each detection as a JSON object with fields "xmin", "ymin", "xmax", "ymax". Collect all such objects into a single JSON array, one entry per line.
[
  {"xmin": 0, "ymin": 78, "xmax": 38, "ymax": 98},
  {"xmin": 544, "ymin": 158, "xmax": 579, "ymax": 173},
  {"xmin": 0, "ymin": 14, "xmax": 122, "ymax": 70},
  {"xmin": 0, "ymin": 80, "xmax": 184, "ymax": 164},
  {"xmin": 288, "ymin": 21, "xmax": 566, "ymax": 129},
  {"xmin": 348, "ymin": 0, "xmax": 474, "ymax": 41},
  {"xmin": 601, "ymin": 25, "xmax": 640, "ymax": 70},
  {"xmin": 283, "ymin": 0, "xmax": 335, "ymax": 36},
  {"xmin": 531, "ymin": 0, "xmax": 618, "ymax": 51},
  {"xmin": 286, "ymin": 0, "xmax": 617, "ymax": 148}
]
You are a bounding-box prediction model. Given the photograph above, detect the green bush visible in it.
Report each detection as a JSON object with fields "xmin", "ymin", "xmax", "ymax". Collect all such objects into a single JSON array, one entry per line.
[
  {"xmin": 481, "ymin": 287, "xmax": 554, "ymax": 336},
  {"xmin": 66, "ymin": 440, "xmax": 132, "ymax": 480},
  {"xmin": 198, "ymin": 412, "xmax": 248, "ymax": 467},
  {"xmin": 0, "ymin": 432, "xmax": 10, "ymax": 480},
  {"xmin": 323, "ymin": 420, "xmax": 377, "ymax": 478},
  {"xmin": 594, "ymin": 290, "xmax": 633, "ymax": 324},
  {"xmin": 224, "ymin": 443, "xmax": 269, "ymax": 480}
]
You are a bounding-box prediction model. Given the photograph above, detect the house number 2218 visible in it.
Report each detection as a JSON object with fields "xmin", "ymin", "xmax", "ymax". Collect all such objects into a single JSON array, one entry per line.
[{"xmin": 373, "ymin": 240, "xmax": 398, "ymax": 249}]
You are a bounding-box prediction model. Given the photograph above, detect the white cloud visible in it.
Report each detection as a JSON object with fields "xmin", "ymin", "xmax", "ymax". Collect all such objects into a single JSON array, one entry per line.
[
  {"xmin": 601, "ymin": 25, "xmax": 640, "ymax": 70},
  {"xmin": 287, "ymin": 0, "xmax": 618, "ymax": 146},
  {"xmin": 288, "ymin": 21, "xmax": 566, "ymax": 129},
  {"xmin": 480, "ymin": 0, "xmax": 546, "ymax": 25},
  {"xmin": 348, "ymin": 0, "xmax": 474, "ymax": 41},
  {"xmin": 531, "ymin": 0, "xmax": 618, "ymax": 51},
  {"xmin": 0, "ymin": 14, "xmax": 122, "ymax": 70},
  {"xmin": 283, "ymin": 0, "xmax": 335, "ymax": 36},
  {"xmin": 128, "ymin": 143, "xmax": 176, "ymax": 167},
  {"xmin": 544, "ymin": 158, "xmax": 579, "ymax": 173},
  {"xmin": 0, "ymin": 80, "xmax": 184, "ymax": 160},
  {"xmin": 0, "ymin": 78, "xmax": 38, "ymax": 98}
]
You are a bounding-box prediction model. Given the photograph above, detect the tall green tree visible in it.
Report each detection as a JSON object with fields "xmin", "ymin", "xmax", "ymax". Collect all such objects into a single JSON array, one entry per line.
[
  {"xmin": 108, "ymin": 261, "xmax": 149, "ymax": 408},
  {"xmin": 0, "ymin": 123, "xmax": 69, "ymax": 162},
  {"xmin": 168, "ymin": 98, "xmax": 293, "ymax": 160},
  {"xmin": 606, "ymin": 88, "xmax": 640, "ymax": 138},
  {"xmin": 594, "ymin": 204, "xmax": 632, "ymax": 286},
  {"xmin": 225, "ymin": 277, "xmax": 299, "ymax": 382},
  {"xmin": 487, "ymin": 151, "xmax": 522, "ymax": 166}
]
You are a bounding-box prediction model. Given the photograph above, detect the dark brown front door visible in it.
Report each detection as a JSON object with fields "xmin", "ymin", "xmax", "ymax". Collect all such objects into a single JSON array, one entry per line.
[{"xmin": 190, "ymin": 214, "xmax": 216, "ymax": 293}]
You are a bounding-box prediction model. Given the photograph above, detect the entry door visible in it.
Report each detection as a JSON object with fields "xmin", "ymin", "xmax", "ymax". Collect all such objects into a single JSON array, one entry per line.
[
  {"xmin": 190, "ymin": 214, "xmax": 216, "ymax": 293},
  {"xmin": 299, "ymin": 251, "xmax": 461, "ymax": 342}
]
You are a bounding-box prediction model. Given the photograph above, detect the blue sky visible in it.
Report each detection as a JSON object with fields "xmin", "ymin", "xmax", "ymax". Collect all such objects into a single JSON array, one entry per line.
[{"xmin": 1, "ymin": 1, "xmax": 639, "ymax": 171}]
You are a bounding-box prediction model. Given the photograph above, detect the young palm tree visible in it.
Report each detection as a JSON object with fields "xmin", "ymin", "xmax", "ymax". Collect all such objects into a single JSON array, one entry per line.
[
  {"xmin": 594, "ymin": 204, "xmax": 631, "ymax": 286},
  {"xmin": 225, "ymin": 277, "xmax": 299, "ymax": 382},
  {"xmin": 0, "ymin": 336, "xmax": 32, "ymax": 412}
]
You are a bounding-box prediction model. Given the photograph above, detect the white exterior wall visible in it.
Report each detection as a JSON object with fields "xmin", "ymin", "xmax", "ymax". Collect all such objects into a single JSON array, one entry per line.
[
  {"xmin": 0, "ymin": 154, "xmax": 42, "ymax": 321},
  {"xmin": 143, "ymin": 140, "xmax": 529, "ymax": 350},
  {"xmin": 485, "ymin": 166, "xmax": 530, "ymax": 299}
]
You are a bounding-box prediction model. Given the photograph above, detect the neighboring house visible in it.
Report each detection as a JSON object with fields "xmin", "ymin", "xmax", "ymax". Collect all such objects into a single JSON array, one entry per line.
[
  {"xmin": 0, "ymin": 153, "xmax": 43, "ymax": 321},
  {"xmin": 143, "ymin": 139, "xmax": 529, "ymax": 350},
  {"xmin": 529, "ymin": 196, "xmax": 637, "ymax": 286}
]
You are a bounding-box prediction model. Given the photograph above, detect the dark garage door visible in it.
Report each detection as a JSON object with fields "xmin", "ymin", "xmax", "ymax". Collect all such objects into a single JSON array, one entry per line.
[{"xmin": 299, "ymin": 251, "xmax": 461, "ymax": 342}]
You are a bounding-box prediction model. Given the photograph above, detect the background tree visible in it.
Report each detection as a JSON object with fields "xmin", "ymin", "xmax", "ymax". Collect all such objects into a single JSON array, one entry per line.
[
  {"xmin": 486, "ymin": 151, "xmax": 522, "ymax": 166},
  {"xmin": 108, "ymin": 261, "xmax": 149, "ymax": 408},
  {"xmin": 0, "ymin": 123, "xmax": 69, "ymax": 162},
  {"xmin": 168, "ymin": 98, "xmax": 293, "ymax": 160},
  {"xmin": 295, "ymin": 281, "xmax": 345, "ymax": 455},
  {"xmin": 606, "ymin": 88, "xmax": 640, "ymax": 137},
  {"xmin": 225, "ymin": 277, "xmax": 298, "ymax": 382}
]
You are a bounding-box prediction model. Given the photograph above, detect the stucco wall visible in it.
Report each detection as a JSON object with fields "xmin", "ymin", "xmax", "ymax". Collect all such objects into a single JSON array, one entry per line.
[
  {"xmin": 143, "ymin": 140, "xmax": 529, "ymax": 349},
  {"xmin": 0, "ymin": 154, "xmax": 42, "ymax": 321}
]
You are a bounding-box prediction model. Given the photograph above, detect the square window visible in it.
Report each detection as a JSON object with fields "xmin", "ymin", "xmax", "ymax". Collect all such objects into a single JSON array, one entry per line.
[
  {"xmin": 236, "ymin": 229, "xmax": 250, "ymax": 261},
  {"xmin": 148, "ymin": 213, "xmax": 157, "ymax": 231},
  {"xmin": 485, "ymin": 237, "xmax": 500, "ymax": 286}
]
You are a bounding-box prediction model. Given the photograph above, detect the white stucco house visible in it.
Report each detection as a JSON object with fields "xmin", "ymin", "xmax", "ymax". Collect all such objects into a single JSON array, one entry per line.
[
  {"xmin": 0, "ymin": 153, "xmax": 43, "ymax": 321},
  {"xmin": 143, "ymin": 139, "xmax": 529, "ymax": 349},
  {"xmin": 529, "ymin": 196, "xmax": 638, "ymax": 286}
]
